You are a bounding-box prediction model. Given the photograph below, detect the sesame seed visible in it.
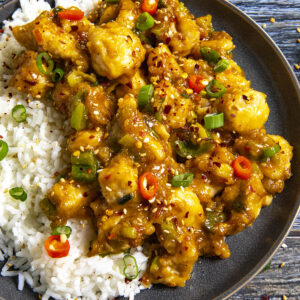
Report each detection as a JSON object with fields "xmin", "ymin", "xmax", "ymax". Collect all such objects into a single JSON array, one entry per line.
[
  {"xmin": 181, "ymin": 220, "xmax": 185, "ymax": 225},
  {"xmin": 101, "ymin": 215, "xmax": 108, "ymax": 222},
  {"xmin": 163, "ymin": 230, "xmax": 170, "ymax": 234},
  {"xmin": 123, "ymin": 208, "xmax": 127, "ymax": 214},
  {"xmin": 149, "ymin": 198, "xmax": 155, "ymax": 203},
  {"xmin": 262, "ymin": 24, "xmax": 266, "ymax": 29},
  {"xmin": 51, "ymin": 191, "xmax": 54, "ymax": 197},
  {"xmin": 80, "ymin": 146, "xmax": 84, "ymax": 152},
  {"xmin": 135, "ymin": 141, "xmax": 142, "ymax": 149},
  {"xmin": 270, "ymin": 18, "xmax": 275, "ymax": 23},
  {"xmin": 280, "ymin": 262, "xmax": 285, "ymax": 268},
  {"xmin": 152, "ymin": 207, "xmax": 158, "ymax": 213},
  {"xmin": 81, "ymin": 223, "xmax": 85, "ymax": 229},
  {"xmin": 22, "ymin": 164, "xmax": 27, "ymax": 169},
  {"xmin": 96, "ymin": 127, "xmax": 100, "ymax": 132},
  {"xmin": 105, "ymin": 186, "xmax": 112, "ymax": 192},
  {"xmin": 295, "ymin": 64, "xmax": 300, "ymax": 70},
  {"xmin": 137, "ymin": 217, "xmax": 143, "ymax": 223},
  {"xmin": 144, "ymin": 137, "xmax": 149, "ymax": 143},
  {"xmin": 281, "ymin": 243, "xmax": 288, "ymax": 249},
  {"xmin": 163, "ymin": 200, "xmax": 168, "ymax": 206},
  {"xmin": 282, "ymin": 295, "xmax": 287, "ymax": 300},
  {"xmin": 144, "ymin": 206, "xmax": 149, "ymax": 211},
  {"xmin": 93, "ymin": 111, "xmax": 99, "ymax": 115},
  {"xmin": 73, "ymin": 151, "xmax": 80, "ymax": 157},
  {"xmin": 94, "ymin": 149, "xmax": 99, "ymax": 154},
  {"xmin": 186, "ymin": 155, "xmax": 192, "ymax": 159},
  {"xmin": 206, "ymin": 208, "xmax": 213, "ymax": 212},
  {"xmin": 162, "ymin": 207, "xmax": 168, "ymax": 211},
  {"xmin": 156, "ymin": 199, "xmax": 161, "ymax": 204},
  {"xmin": 181, "ymin": 73, "xmax": 188, "ymax": 79}
]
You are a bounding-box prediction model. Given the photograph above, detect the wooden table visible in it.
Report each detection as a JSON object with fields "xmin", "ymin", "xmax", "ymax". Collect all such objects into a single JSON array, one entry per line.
[{"xmin": 228, "ymin": 1, "xmax": 300, "ymax": 299}]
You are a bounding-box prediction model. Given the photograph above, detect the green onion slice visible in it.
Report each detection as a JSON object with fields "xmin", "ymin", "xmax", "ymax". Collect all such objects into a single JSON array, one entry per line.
[
  {"xmin": 0, "ymin": 140, "xmax": 9, "ymax": 161},
  {"xmin": 9, "ymin": 187, "xmax": 27, "ymax": 201},
  {"xmin": 118, "ymin": 194, "xmax": 133, "ymax": 205},
  {"xmin": 136, "ymin": 12, "xmax": 155, "ymax": 31},
  {"xmin": 174, "ymin": 139, "xmax": 214, "ymax": 158},
  {"xmin": 71, "ymin": 102, "xmax": 87, "ymax": 131},
  {"xmin": 200, "ymin": 47, "xmax": 220, "ymax": 64},
  {"xmin": 52, "ymin": 68, "xmax": 64, "ymax": 83},
  {"xmin": 171, "ymin": 173, "xmax": 194, "ymax": 187},
  {"xmin": 150, "ymin": 256, "xmax": 160, "ymax": 273},
  {"xmin": 204, "ymin": 113, "xmax": 224, "ymax": 130},
  {"xmin": 263, "ymin": 144, "xmax": 281, "ymax": 159},
  {"xmin": 71, "ymin": 151, "xmax": 97, "ymax": 167},
  {"xmin": 205, "ymin": 80, "xmax": 226, "ymax": 98},
  {"xmin": 123, "ymin": 254, "xmax": 139, "ymax": 280},
  {"xmin": 138, "ymin": 84, "xmax": 154, "ymax": 109},
  {"xmin": 71, "ymin": 164, "xmax": 97, "ymax": 182},
  {"xmin": 214, "ymin": 59, "xmax": 230, "ymax": 73},
  {"xmin": 52, "ymin": 226, "xmax": 72, "ymax": 238},
  {"xmin": 36, "ymin": 52, "xmax": 54, "ymax": 75},
  {"xmin": 105, "ymin": 0, "xmax": 120, "ymax": 3},
  {"xmin": 204, "ymin": 211, "xmax": 226, "ymax": 233},
  {"xmin": 12, "ymin": 104, "xmax": 27, "ymax": 123}
]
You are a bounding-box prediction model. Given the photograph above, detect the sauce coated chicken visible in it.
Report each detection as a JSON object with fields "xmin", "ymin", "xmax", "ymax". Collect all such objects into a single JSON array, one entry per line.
[{"xmin": 9, "ymin": 0, "xmax": 293, "ymax": 288}]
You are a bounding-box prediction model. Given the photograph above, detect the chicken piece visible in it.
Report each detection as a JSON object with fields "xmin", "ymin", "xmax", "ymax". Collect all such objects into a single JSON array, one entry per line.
[
  {"xmin": 98, "ymin": 152, "xmax": 138, "ymax": 204},
  {"xmin": 199, "ymin": 31, "xmax": 234, "ymax": 58},
  {"xmin": 147, "ymin": 188, "xmax": 205, "ymax": 287},
  {"xmin": 9, "ymin": 51, "xmax": 53, "ymax": 99},
  {"xmin": 68, "ymin": 129, "xmax": 103, "ymax": 152},
  {"xmin": 219, "ymin": 89, "xmax": 270, "ymax": 133},
  {"xmin": 196, "ymin": 14, "xmax": 213, "ymax": 39},
  {"xmin": 85, "ymin": 85, "xmax": 116, "ymax": 127},
  {"xmin": 147, "ymin": 44, "xmax": 182, "ymax": 82},
  {"xmin": 116, "ymin": 69, "xmax": 147, "ymax": 98},
  {"xmin": 114, "ymin": 94, "xmax": 167, "ymax": 161},
  {"xmin": 218, "ymin": 172, "xmax": 267, "ymax": 235},
  {"xmin": 87, "ymin": 22, "xmax": 146, "ymax": 80},
  {"xmin": 12, "ymin": 11, "xmax": 88, "ymax": 71},
  {"xmin": 216, "ymin": 60, "xmax": 250, "ymax": 93},
  {"xmin": 259, "ymin": 135, "xmax": 293, "ymax": 181},
  {"xmin": 151, "ymin": 0, "xmax": 199, "ymax": 56},
  {"xmin": 152, "ymin": 80, "xmax": 192, "ymax": 129},
  {"xmin": 89, "ymin": 199, "xmax": 155, "ymax": 255},
  {"xmin": 116, "ymin": 0, "xmax": 140, "ymax": 29},
  {"xmin": 178, "ymin": 57, "xmax": 214, "ymax": 80},
  {"xmin": 190, "ymin": 144, "xmax": 235, "ymax": 185},
  {"xmin": 167, "ymin": 1, "xmax": 200, "ymax": 56},
  {"xmin": 48, "ymin": 179, "xmax": 97, "ymax": 219},
  {"xmin": 52, "ymin": 81, "xmax": 74, "ymax": 114}
]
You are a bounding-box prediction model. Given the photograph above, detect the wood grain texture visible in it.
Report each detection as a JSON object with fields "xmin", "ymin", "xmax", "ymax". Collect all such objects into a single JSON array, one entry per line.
[{"xmin": 228, "ymin": 0, "xmax": 300, "ymax": 299}]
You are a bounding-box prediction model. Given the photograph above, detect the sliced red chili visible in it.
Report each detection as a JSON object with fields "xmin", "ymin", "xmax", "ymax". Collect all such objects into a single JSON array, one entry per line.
[
  {"xmin": 188, "ymin": 75, "xmax": 206, "ymax": 93},
  {"xmin": 141, "ymin": 0, "xmax": 159, "ymax": 15},
  {"xmin": 232, "ymin": 156, "xmax": 252, "ymax": 180},
  {"xmin": 58, "ymin": 9, "xmax": 84, "ymax": 20},
  {"xmin": 138, "ymin": 172, "xmax": 158, "ymax": 200},
  {"xmin": 44, "ymin": 235, "xmax": 70, "ymax": 258}
]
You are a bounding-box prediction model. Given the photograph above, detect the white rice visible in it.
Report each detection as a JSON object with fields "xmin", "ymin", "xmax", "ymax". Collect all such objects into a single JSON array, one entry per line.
[{"xmin": 0, "ymin": 0, "xmax": 148, "ymax": 299}]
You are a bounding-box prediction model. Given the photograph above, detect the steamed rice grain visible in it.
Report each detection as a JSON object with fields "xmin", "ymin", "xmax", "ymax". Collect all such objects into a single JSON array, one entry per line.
[{"xmin": 0, "ymin": 0, "xmax": 148, "ymax": 299}]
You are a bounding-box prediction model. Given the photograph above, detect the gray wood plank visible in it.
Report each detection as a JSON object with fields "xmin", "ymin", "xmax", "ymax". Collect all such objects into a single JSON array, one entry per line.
[{"xmin": 228, "ymin": 0, "xmax": 300, "ymax": 299}]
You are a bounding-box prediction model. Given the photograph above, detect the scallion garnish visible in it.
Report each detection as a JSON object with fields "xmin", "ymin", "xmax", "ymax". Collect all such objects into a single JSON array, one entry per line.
[
  {"xmin": 214, "ymin": 59, "xmax": 230, "ymax": 73},
  {"xmin": 138, "ymin": 84, "xmax": 154, "ymax": 109},
  {"xmin": 36, "ymin": 52, "xmax": 54, "ymax": 75},
  {"xmin": 123, "ymin": 254, "xmax": 139, "ymax": 280},
  {"xmin": 263, "ymin": 144, "xmax": 281, "ymax": 159},
  {"xmin": 0, "ymin": 140, "xmax": 9, "ymax": 161},
  {"xmin": 12, "ymin": 104, "xmax": 27, "ymax": 123},
  {"xmin": 52, "ymin": 226, "xmax": 72, "ymax": 238},
  {"xmin": 171, "ymin": 173, "xmax": 194, "ymax": 187},
  {"xmin": 9, "ymin": 187, "xmax": 27, "ymax": 201},
  {"xmin": 205, "ymin": 80, "xmax": 226, "ymax": 98},
  {"xmin": 105, "ymin": 0, "xmax": 120, "ymax": 3},
  {"xmin": 204, "ymin": 113, "xmax": 224, "ymax": 130},
  {"xmin": 136, "ymin": 12, "xmax": 155, "ymax": 31},
  {"xmin": 174, "ymin": 140, "xmax": 214, "ymax": 158},
  {"xmin": 118, "ymin": 194, "xmax": 133, "ymax": 205},
  {"xmin": 52, "ymin": 68, "xmax": 64, "ymax": 83},
  {"xmin": 200, "ymin": 47, "xmax": 220, "ymax": 64},
  {"xmin": 71, "ymin": 102, "xmax": 87, "ymax": 130}
]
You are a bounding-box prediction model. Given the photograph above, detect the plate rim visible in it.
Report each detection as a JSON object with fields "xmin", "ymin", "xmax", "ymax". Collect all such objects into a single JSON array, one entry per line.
[
  {"xmin": 0, "ymin": 0, "xmax": 299, "ymax": 299},
  {"xmin": 215, "ymin": 0, "xmax": 300, "ymax": 299}
]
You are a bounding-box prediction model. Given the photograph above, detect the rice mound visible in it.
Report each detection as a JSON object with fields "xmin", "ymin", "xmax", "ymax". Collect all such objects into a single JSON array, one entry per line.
[{"xmin": 0, "ymin": 1, "xmax": 148, "ymax": 299}]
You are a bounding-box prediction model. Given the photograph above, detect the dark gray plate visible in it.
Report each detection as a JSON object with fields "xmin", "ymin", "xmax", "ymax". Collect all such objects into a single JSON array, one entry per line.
[{"xmin": 0, "ymin": 0, "xmax": 299, "ymax": 299}]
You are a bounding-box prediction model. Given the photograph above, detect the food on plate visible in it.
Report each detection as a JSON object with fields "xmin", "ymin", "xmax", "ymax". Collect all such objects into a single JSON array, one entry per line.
[{"xmin": 0, "ymin": 0, "xmax": 292, "ymax": 299}]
